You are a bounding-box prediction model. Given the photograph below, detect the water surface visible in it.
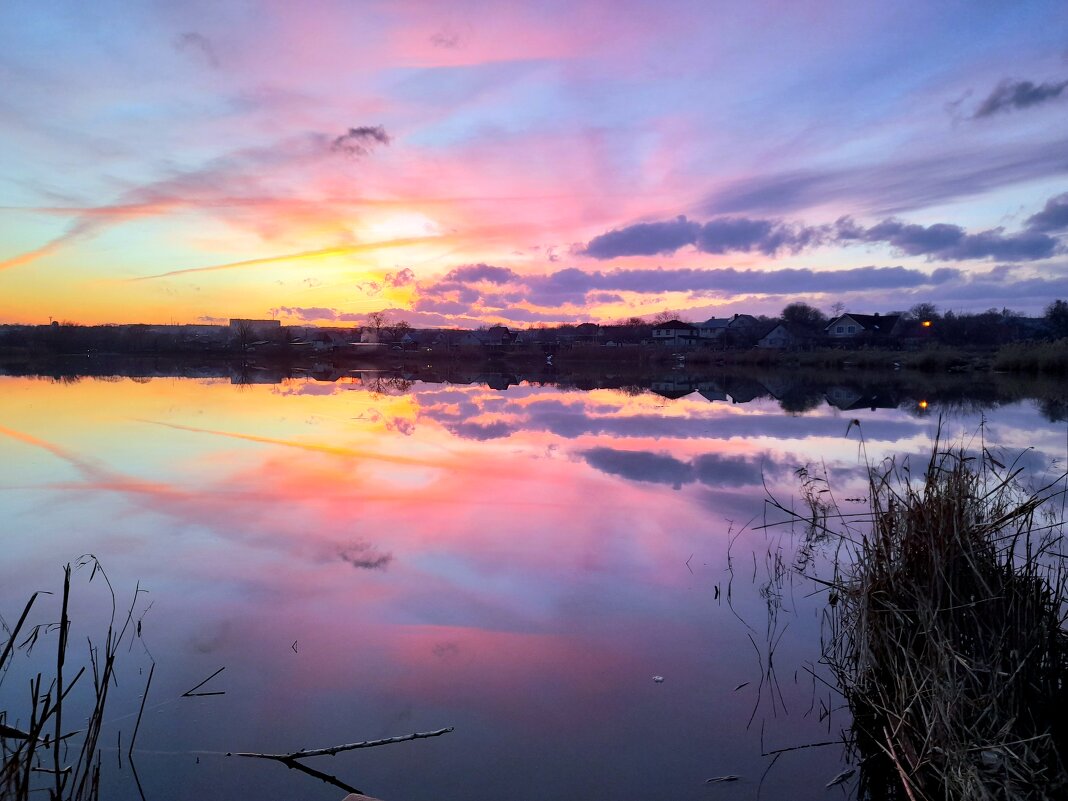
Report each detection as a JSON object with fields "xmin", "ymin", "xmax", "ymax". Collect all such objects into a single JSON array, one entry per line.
[{"xmin": 2, "ymin": 370, "xmax": 1065, "ymax": 800}]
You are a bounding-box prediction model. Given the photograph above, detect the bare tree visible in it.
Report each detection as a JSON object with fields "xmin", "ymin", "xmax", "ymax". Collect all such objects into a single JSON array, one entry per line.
[
  {"xmin": 361, "ymin": 311, "xmax": 389, "ymax": 343},
  {"xmin": 652, "ymin": 310, "xmax": 685, "ymax": 325},
  {"xmin": 233, "ymin": 320, "xmax": 255, "ymax": 351},
  {"xmin": 908, "ymin": 302, "xmax": 940, "ymax": 321}
]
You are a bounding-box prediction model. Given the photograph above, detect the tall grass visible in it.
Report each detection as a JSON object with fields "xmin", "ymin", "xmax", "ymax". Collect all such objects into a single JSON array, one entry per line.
[
  {"xmin": 821, "ymin": 444, "xmax": 1068, "ymax": 800},
  {"xmin": 992, "ymin": 340, "xmax": 1068, "ymax": 375}
]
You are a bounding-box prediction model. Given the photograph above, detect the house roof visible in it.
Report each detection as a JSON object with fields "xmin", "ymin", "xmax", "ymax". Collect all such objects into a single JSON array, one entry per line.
[
  {"xmin": 727, "ymin": 314, "xmax": 760, "ymax": 327},
  {"xmin": 826, "ymin": 313, "xmax": 901, "ymax": 333},
  {"xmin": 653, "ymin": 320, "xmax": 696, "ymax": 330},
  {"xmin": 697, "ymin": 317, "xmax": 731, "ymax": 329}
]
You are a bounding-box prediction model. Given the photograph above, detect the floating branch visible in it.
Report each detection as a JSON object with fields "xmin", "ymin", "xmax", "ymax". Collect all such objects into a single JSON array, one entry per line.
[
  {"xmin": 231, "ymin": 727, "xmax": 454, "ymax": 797},
  {"xmin": 181, "ymin": 666, "xmax": 225, "ymax": 697},
  {"xmin": 233, "ymin": 726, "xmax": 454, "ymax": 761}
]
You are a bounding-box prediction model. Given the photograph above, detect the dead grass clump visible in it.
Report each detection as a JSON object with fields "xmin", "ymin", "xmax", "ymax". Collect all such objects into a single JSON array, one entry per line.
[{"xmin": 828, "ymin": 447, "xmax": 1068, "ymax": 800}]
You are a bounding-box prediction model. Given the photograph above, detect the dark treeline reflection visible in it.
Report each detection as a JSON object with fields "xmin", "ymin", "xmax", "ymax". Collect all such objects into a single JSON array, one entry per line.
[{"xmin": 5, "ymin": 355, "xmax": 1068, "ymax": 422}]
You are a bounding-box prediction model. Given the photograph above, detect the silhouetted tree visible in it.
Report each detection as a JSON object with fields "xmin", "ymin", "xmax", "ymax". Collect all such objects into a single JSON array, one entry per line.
[
  {"xmin": 1046, "ymin": 299, "xmax": 1068, "ymax": 338},
  {"xmin": 908, "ymin": 302, "xmax": 940, "ymax": 321},
  {"xmin": 781, "ymin": 302, "xmax": 827, "ymax": 328},
  {"xmin": 387, "ymin": 319, "xmax": 413, "ymax": 340}
]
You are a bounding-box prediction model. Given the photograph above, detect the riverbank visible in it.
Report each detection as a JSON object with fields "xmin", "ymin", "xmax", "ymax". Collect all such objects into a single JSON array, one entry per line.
[{"xmin": 7, "ymin": 338, "xmax": 1068, "ymax": 378}]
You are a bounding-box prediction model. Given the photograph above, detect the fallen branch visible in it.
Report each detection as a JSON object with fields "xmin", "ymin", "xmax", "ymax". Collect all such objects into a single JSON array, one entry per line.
[
  {"xmin": 229, "ymin": 726, "xmax": 454, "ymax": 796},
  {"xmin": 232, "ymin": 727, "xmax": 454, "ymax": 761}
]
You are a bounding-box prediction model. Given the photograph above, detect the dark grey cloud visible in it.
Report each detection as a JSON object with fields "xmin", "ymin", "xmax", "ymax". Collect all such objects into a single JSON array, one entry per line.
[
  {"xmin": 691, "ymin": 453, "xmax": 766, "ymax": 487},
  {"xmin": 584, "ymin": 216, "xmax": 702, "ymax": 258},
  {"xmin": 443, "ymin": 264, "xmax": 521, "ymax": 284},
  {"xmin": 696, "ymin": 218, "xmax": 827, "ymax": 255},
  {"xmin": 1026, "ymin": 192, "xmax": 1068, "ymax": 233},
  {"xmin": 582, "ymin": 448, "xmax": 785, "ymax": 490},
  {"xmin": 973, "ymin": 78, "xmax": 1068, "ymax": 118},
  {"xmin": 175, "ymin": 32, "xmax": 219, "ymax": 68},
  {"xmin": 582, "ymin": 447, "xmax": 695, "ymax": 489},
  {"xmin": 332, "ymin": 126, "xmax": 391, "ymax": 157},
  {"xmin": 583, "ymin": 215, "xmax": 828, "ymax": 259},
  {"xmin": 837, "ymin": 217, "xmax": 1059, "ymax": 261},
  {"xmin": 449, "ymin": 421, "xmax": 517, "ymax": 440},
  {"xmin": 703, "ymin": 140, "xmax": 1068, "ymax": 217}
]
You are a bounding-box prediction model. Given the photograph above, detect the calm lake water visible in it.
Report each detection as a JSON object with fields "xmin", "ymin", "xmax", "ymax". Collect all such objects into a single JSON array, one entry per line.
[{"xmin": 2, "ymin": 368, "xmax": 1066, "ymax": 800}]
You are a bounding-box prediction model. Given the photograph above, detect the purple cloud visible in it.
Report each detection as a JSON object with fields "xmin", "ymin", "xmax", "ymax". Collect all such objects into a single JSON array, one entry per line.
[
  {"xmin": 582, "ymin": 205, "xmax": 1061, "ymax": 263},
  {"xmin": 385, "ymin": 268, "xmax": 416, "ymax": 287},
  {"xmin": 1027, "ymin": 193, "xmax": 1068, "ymax": 233},
  {"xmin": 442, "ymin": 264, "xmax": 522, "ymax": 284},
  {"xmin": 270, "ymin": 306, "xmax": 340, "ymax": 321},
  {"xmin": 410, "ymin": 262, "xmax": 959, "ymax": 317}
]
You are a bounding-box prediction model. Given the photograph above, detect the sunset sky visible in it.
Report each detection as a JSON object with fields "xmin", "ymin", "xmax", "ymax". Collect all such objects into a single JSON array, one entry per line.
[{"xmin": 1, "ymin": 0, "xmax": 1067, "ymax": 327}]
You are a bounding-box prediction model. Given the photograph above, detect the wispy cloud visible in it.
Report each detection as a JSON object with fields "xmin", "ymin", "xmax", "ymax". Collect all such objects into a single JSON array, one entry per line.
[
  {"xmin": 973, "ymin": 77, "xmax": 1068, "ymax": 118},
  {"xmin": 703, "ymin": 141, "xmax": 1068, "ymax": 217},
  {"xmin": 1, "ymin": 129, "xmax": 391, "ymax": 273},
  {"xmin": 175, "ymin": 31, "xmax": 219, "ymax": 68},
  {"xmin": 129, "ymin": 236, "xmax": 444, "ymax": 281},
  {"xmin": 331, "ymin": 126, "xmax": 391, "ymax": 157}
]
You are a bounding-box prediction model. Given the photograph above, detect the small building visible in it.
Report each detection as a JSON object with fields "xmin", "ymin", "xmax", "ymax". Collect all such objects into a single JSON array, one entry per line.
[
  {"xmin": 480, "ymin": 325, "xmax": 512, "ymax": 346},
  {"xmin": 652, "ymin": 320, "xmax": 701, "ymax": 347},
  {"xmin": 757, "ymin": 322, "xmax": 819, "ymax": 350},
  {"xmin": 695, "ymin": 318, "xmax": 731, "ymax": 341},
  {"xmin": 573, "ymin": 322, "xmax": 602, "ymax": 343},
  {"xmin": 825, "ymin": 313, "xmax": 902, "ymax": 341}
]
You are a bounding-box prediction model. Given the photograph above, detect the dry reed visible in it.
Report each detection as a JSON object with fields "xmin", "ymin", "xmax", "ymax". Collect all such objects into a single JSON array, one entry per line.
[
  {"xmin": 820, "ymin": 442, "xmax": 1068, "ymax": 800},
  {"xmin": 1, "ymin": 557, "xmax": 149, "ymax": 801}
]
